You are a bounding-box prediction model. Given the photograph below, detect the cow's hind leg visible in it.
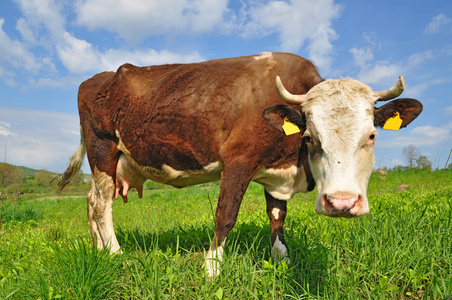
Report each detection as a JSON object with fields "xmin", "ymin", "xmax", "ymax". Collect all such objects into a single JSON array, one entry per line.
[
  {"xmin": 87, "ymin": 185, "xmax": 102, "ymax": 249},
  {"xmin": 205, "ymin": 160, "xmax": 255, "ymax": 277},
  {"xmin": 265, "ymin": 191, "xmax": 290, "ymax": 265},
  {"xmin": 87, "ymin": 168, "xmax": 121, "ymax": 253}
]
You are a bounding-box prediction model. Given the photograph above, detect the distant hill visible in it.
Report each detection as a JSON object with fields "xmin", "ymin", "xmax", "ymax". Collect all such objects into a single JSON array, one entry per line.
[
  {"xmin": 0, "ymin": 163, "xmax": 58, "ymax": 178},
  {"xmin": 19, "ymin": 166, "xmax": 58, "ymax": 177},
  {"xmin": 18, "ymin": 165, "xmax": 91, "ymax": 178}
]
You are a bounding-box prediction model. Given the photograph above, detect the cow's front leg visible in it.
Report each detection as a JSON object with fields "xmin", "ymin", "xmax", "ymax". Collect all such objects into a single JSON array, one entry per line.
[
  {"xmin": 205, "ymin": 162, "xmax": 254, "ymax": 277},
  {"xmin": 265, "ymin": 191, "xmax": 290, "ymax": 265},
  {"xmin": 88, "ymin": 168, "xmax": 121, "ymax": 253}
]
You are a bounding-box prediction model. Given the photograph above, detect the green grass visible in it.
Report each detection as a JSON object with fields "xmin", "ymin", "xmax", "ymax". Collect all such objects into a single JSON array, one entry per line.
[{"xmin": 0, "ymin": 170, "xmax": 451, "ymax": 299}]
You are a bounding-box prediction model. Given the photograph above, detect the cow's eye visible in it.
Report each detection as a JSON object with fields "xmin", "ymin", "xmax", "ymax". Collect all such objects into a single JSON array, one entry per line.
[
  {"xmin": 303, "ymin": 134, "xmax": 312, "ymax": 144},
  {"xmin": 367, "ymin": 132, "xmax": 377, "ymax": 145}
]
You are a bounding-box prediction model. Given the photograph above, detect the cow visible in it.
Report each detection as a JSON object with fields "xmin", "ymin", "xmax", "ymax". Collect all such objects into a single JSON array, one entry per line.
[{"xmin": 58, "ymin": 52, "xmax": 422, "ymax": 277}]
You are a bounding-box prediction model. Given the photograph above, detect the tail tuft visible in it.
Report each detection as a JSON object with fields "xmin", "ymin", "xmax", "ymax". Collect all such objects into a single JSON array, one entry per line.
[{"xmin": 57, "ymin": 131, "xmax": 87, "ymax": 190}]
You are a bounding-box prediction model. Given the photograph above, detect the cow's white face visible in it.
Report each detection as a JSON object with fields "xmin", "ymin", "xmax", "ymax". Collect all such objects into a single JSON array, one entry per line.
[
  {"xmin": 302, "ymin": 79, "xmax": 377, "ymax": 217},
  {"xmin": 265, "ymin": 74, "xmax": 421, "ymax": 218}
]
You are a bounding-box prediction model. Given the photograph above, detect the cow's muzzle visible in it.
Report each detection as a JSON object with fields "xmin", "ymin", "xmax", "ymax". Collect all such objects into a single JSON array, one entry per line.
[{"xmin": 321, "ymin": 193, "xmax": 364, "ymax": 217}]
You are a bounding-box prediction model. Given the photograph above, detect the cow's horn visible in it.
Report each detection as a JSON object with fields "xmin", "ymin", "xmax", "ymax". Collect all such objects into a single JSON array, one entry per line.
[
  {"xmin": 373, "ymin": 76, "xmax": 405, "ymax": 102},
  {"xmin": 275, "ymin": 76, "xmax": 307, "ymax": 105}
]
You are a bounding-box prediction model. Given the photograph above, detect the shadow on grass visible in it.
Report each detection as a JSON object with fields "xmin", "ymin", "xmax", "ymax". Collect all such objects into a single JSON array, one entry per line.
[
  {"xmin": 115, "ymin": 219, "xmax": 329, "ymax": 297},
  {"xmin": 288, "ymin": 226, "xmax": 330, "ymax": 296}
]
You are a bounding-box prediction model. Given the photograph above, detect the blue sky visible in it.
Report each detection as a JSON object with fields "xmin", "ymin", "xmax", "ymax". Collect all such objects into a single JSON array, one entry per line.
[{"xmin": 0, "ymin": 0, "xmax": 451, "ymax": 173}]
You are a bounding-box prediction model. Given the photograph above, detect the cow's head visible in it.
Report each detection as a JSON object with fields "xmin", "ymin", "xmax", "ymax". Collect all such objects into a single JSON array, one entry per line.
[{"xmin": 264, "ymin": 76, "xmax": 422, "ymax": 217}]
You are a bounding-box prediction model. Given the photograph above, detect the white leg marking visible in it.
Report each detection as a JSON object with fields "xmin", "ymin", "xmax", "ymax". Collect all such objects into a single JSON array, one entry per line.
[
  {"xmin": 98, "ymin": 198, "xmax": 121, "ymax": 254},
  {"xmin": 205, "ymin": 239, "xmax": 225, "ymax": 277},
  {"xmin": 271, "ymin": 207, "xmax": 280, "ymax": 220},
  {"xmin": 92, "ymin": 168, "xmax": 121, "ymax": 254},
  {"xmin": 272, "ymin": 236, "xmax": 290, "ymax": 265}
]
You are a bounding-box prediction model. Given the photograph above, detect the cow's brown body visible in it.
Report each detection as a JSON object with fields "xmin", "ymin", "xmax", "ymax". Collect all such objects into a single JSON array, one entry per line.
[
  {"xmin": 59, "ymin": 52, "xmax": 422, "ymax": 276},
  {"xmin": 79, "ymin": 53, "xmax": 319, "ymax": 181}
]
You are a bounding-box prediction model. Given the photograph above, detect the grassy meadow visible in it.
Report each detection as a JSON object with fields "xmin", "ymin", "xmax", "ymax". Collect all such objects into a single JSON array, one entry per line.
[{"xmin": 0, "ymin": 169, "xmax": 451, "ymax": 299}]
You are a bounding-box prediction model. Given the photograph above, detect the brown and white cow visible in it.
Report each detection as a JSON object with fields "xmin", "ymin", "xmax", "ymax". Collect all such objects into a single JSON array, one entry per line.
[{"xmin": 58, "ymin": 52, "xmax": 422, "ymax": 276}]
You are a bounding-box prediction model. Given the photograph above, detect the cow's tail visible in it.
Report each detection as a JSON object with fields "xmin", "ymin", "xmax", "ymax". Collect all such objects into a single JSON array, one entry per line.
[{"xmin": 57, "ymin": 129, "xmax": 87, "ymax": 190}]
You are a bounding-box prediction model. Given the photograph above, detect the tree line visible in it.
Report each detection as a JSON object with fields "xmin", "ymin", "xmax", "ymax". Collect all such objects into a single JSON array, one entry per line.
[
  {"xmin": 0, "ymin": 163, "xmax": 86, "ymax": 197},
  {"xmin": 401, "ymin": 144, "xmax": 433, "ymax": 171}
]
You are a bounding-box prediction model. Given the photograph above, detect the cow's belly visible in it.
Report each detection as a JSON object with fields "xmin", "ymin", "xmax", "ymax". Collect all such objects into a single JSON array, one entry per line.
[
  {"xmin": 154, "ymin": 161, "xmax": 223, "ymax": 187},
  {"xmin": 252, "ymin": 165, "xmax": 309, "ymax": 200},
  {"xmin": 115, "ymin": 131, "xmax": 223, "ymax": 193},
  {"xmin": 117, "ymin": 152, "xmax": 223, "ymax": 189},
  {"xmin": 115, "ymin": 146, "xmax": 307, "ymax": 201}
]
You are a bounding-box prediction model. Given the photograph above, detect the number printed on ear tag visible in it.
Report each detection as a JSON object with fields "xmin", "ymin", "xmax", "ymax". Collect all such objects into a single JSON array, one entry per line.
[
  {"xmin": 383, "ymin": 111, "xmax": 403, "ymax": 131},
  {"xmin": 282, "ymin": 117, "xmax": 300, "ymax": 135}
]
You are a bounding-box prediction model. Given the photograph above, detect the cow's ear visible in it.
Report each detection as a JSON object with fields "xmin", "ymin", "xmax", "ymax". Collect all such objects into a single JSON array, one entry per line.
[
  {"xmin": 263, "ymin": 105, "xmax": 305, "ymax": 134},
  {"xmin": 374, "ymin": 98, "xmax": 423, "ymax": 129}
]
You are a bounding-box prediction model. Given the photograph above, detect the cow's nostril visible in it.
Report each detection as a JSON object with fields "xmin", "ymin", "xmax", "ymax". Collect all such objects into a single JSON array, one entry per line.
[{"xmin": 323, "ymin": 193, "xmax": 360, "ymax": 213}]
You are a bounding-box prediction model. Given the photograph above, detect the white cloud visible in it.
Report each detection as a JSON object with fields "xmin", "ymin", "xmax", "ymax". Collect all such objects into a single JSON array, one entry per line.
[
  {"xmin": 0, "ymin": 0, "xmax": 66, "ymax": 86},
  {"xmin": 56, "ymin": 32, "xmax": 100, "ymax": 74},
  {"xmin": 345, "ymin": 34, "xmax": 376, "ymax": 83},
  {"xmin": 349, "ymin": 41, "xmax": 444, "ymax": 88},
  {"xmin": 98, "ymin": 49, "xmax": 204, "ymax": 71},
  {"xmin": 56, "ymin": 31, "xmax": 204, "ymax": 74},
  {"xmin": 75, "ymin": 0, "xmax": 230, "ymax": 43},
  {"xmin": 15, "ymin": 17, "xmax": 36, "ymax": 44},
  {"xmin": 411, "ymin": 125, "xmax": 451, "ymax": 145},
  {"xmin": 0, "ymin": 121, "xmax": 13, "ymax": 136},
  {"xmin": 0, "ymin": 1, "xmax": 206, "ymax": 88},
  {"xmin": 425, "ymin": 14, "xmax": 452, "ymax": 34},
  {"xmin": 0, "ymin": 108, "xmax": 85, "ymax": 172},
  {"xmin": 445, "ymin": 106, "xmax": 452, "ymax": 115},
  {"xmin": 242, "ymin": 0, "xmax": 341, "ymax": 72},
  {"xmin": 405, "ymin": 77, "xmax": 448, "ymax": 99},
  {"xmin": 407, "ymin": 50, "xmax": 435, "ymax": 67},
  {"xmin": 27, "ymin": 75, "xmax": 83, "ymax": 89},
  {"xmin": 0, "ymin": 19, "xmax": 41, "ymax": 81},
  {"xmin": 378, "ymin": 123, "xmax": 452, "ymax": 148},
  {"xmin": 348, "ymin": 33, "xmax": 404, "ymax": 85},
  {"xmin": 349, "ymin": 47, "xmax": 373, "ymax": 67},
  {"xmin": 354, "ymin": 61, "xmax": 402, "ymax": 86},
  {"xmin": 12, "ymin": 0, "xmax": 342, "ymax": 75},
  {"xmin": 12, "ymin": 0, "xmax": 66, "ymax": 50}
]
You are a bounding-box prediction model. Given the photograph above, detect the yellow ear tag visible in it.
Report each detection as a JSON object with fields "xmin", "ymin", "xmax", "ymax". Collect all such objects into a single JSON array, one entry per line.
[
  {"xmin": 383, "ymin": 111, "xmax": 403, "ymax": 131},
  {"xmin": 282, "ymin": 117, "xmax": 301, "ymax": 135}
]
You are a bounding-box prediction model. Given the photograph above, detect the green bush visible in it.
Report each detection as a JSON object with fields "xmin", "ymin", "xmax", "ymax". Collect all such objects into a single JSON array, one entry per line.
[{"xmin": 1, "ymin": 207, "xmax": 39, "ymax": 223}]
